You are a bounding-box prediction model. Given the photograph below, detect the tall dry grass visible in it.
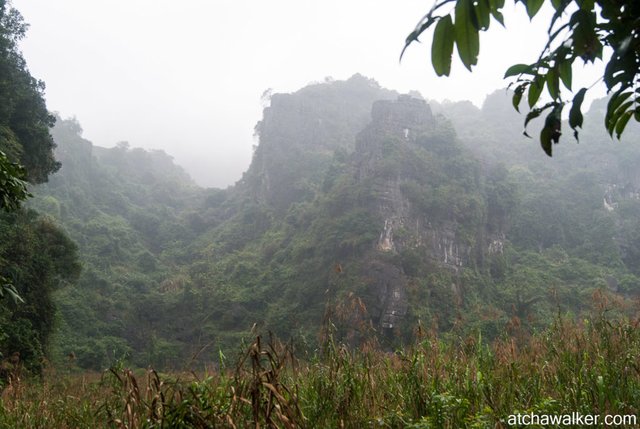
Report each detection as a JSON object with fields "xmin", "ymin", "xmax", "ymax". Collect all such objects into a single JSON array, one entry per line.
[{"xmin": 2, "ymin": 307, "xmax": 640, "ymax": 428}]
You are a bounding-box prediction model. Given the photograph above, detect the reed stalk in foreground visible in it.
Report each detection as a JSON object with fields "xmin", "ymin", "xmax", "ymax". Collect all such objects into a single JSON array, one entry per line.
[{"xmin": 1, "ymin": 311, "xmax": 639, "ymax": 428}]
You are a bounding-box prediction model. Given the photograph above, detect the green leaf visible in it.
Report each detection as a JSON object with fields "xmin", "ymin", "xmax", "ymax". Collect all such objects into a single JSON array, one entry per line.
[
  {"xmin": 491, "ymin": 9, "xmax": 505, "ymax": 26},
  {"xmin": 578, "ymin": 0, "xmax": 595, "ymax": 11},
  {"xmin": 603, "ymin": 56, "xmax": 619, "ymax": 89},
  {"xmin": 605, "ymin": 90, "xmax": 633, "ymax": 135},
  {"xmin": 528, "ymin": 76, "xmax": 544, "ymax": 108},
  {"xmin": 431, "ymin": 16, "xmax": 455, "ymax": 76},
  {"xmin": 608, "ymin": 100, "xmax": 635, "ymax": 137},
  {"xmin": 569, "ymin": 88, "xmax": 587, "ymax": 131},
  {"xmin": 550, "ymin": 0, "xmax": 563, "ymax": 10},
  {"xmin": 570, "ymin": 9, "xmax": 601, "ymax": 62},
  {"xmin": 512, "ymin": 85, "xmax": 526, "ymax": 113},
  {"xmin": 0, "ymin": 150, "xmax": 30, "ymax": 211},
  {"xmin": 540, "ymin": 104, "xmax": 563, "ymax": 156},
  {"xmin": 609, "ymin": 71, "xmax": 634, "ymax": 88},
  {"xmin": 617, "ymin": 35, "xmax": 632, "ymax": 56},
  {"xmin": 475, "ymin": 0, "xmax": 491, "ymax": 30},
  {"xmin": 607, "ymin": 91, "xmax": 633, "ymax": 116},
  {"xmin": 401, "ymin": 14, "xmax": 438, "ymax": 61},
  {"xmin": 524, "ymin": 110, "xmax": 543, "ymax": 130},
  {"xmin": 504, "ymin": 63, "xmax": 533, "ymax": 78},
  {"xmin": 546, "ymin": 68, "xmax": 560, "ymax": 100},
  {"xmin": 558, "ymin": 60, "xmax": 572, "ymax": 90},
  {"xmin": 455, "ymin": 0, "xmax": 480, "ymax": 71},
  {"xmin": 525, "ymin": 0, "xmax": 544, "ymax": 18},
  {"xmin": 635, "ymin": 106, "xmax": 640, "ymax": 122},
  {"xmin": 614, "ymin": 100, "xmax": 634, "ymax": 118},
  {"xmin": 615, "ymin": 111, "xmax": 633, "ymax": 139},
  {"xmin": 2, "ymin": 283, "xmax": 24, "ymax": 305},
  {"xmin": 540, "ymin": 125, "xmax": 553, "ymax": 156},
  {"xmin": 489, "ymin": 0, "xmax": 505, "ymax": 25},
  {"xmin": 523, "ymin": 101, "xmax": 555, "ymax": 134}
]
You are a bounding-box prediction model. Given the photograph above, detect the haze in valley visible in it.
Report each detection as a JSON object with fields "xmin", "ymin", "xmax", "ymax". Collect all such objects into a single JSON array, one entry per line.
[{"xmin": 13, "ymin": 0, "xmax": 606, "ymax": 187}]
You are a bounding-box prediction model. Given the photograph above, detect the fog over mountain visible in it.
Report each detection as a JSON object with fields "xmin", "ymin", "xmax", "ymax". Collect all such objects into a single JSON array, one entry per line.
[
  {"xmin": 3, "ymin": 1, "xmax": 639, "ymax": 426},
  {"xmin": 19, "ymin": 75, "xmax": 638, "ymax": 370},
  {"xmin": 13, "ymin": 0, "xmax": 606, "ymax": 187}
]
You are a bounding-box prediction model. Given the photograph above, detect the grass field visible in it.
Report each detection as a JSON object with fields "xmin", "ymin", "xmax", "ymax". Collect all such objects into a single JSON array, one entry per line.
[{"xmin": 1, "ymin": 305, "xmax": 640, "ymax": 428}]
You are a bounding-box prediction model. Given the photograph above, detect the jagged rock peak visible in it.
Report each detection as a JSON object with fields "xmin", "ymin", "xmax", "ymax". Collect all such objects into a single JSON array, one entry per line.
[{"xmin": 370, "ymin": 95, "xmax": 434, "ymax": 132}]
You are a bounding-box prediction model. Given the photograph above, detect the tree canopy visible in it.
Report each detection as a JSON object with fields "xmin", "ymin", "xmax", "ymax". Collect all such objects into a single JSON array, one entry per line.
[
  {"xmin": 402, "ymin": 0, "xmax": 639, "ymax": 156},
  {"xmin": 0, "ymin": 1, "xmax": 79, "ymax": 374},
  {"xmin": 0, "ymin": 0, "xmax": 59, "ymax": 211}
]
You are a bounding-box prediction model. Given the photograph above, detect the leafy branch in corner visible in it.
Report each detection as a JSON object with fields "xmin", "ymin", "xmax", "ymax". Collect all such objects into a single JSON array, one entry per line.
[{"xmin": 401, "ymin": 0, "xmax": 640, "ymax": 156}]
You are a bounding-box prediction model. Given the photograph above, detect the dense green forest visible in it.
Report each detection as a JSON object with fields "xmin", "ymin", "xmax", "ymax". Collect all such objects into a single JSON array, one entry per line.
[
  {"xmin": 7, "ymin": 74, "xmax": 633, "ymax": 376},
  {"xmin": 2, "ymin": 74, "xmax": 640, "ymax": 426},
  {"xmin": 0, "ymin": 0, "xmax": 80, "ymax": 377},
  {"xmin": 2, "ymin": 0, "xmax": 640, "ymax": 425},
  {"xmin": 1, "ymin": 2, "xmax": 640, "ymax": 422}
]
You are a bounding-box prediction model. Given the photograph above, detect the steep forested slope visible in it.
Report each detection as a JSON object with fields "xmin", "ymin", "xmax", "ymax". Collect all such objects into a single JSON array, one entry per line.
[
  {"xmin": 33, "ymin": 76, "xmax": 640, "ymax": 371},
  {"xmin": 433, "ymin": 91, "xmax": 640, "ymax": 274},
  {"xmin": 31, "ymin": 118, "xmax": 208, "ymax": 368},
  {"xmin": 0, "ymin": 2, "xmax": 82, "ymax": 376}
]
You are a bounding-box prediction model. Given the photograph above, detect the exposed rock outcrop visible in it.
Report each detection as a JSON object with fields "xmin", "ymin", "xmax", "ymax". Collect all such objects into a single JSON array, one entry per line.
[
  {"xmin": 242, "ymin": 75, "xmax": 397, "ymax": 211},
  {"xmin": 346, "ymin": 95, "xmax": 509, "ymax": 334}
]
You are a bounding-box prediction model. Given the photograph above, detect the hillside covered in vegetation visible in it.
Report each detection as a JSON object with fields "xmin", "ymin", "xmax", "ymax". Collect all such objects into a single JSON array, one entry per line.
[
  {"xmin": 3, "ymin": 0, "xmax": 640, "ymax": 424},
  {"xmin": 11, "ymin": 75, "xmax": 635, "ymax": 375}
]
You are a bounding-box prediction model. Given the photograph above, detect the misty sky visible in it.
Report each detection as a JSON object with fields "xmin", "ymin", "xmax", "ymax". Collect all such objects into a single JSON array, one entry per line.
[{"xmin": 14, "ymin": 0, "xmax": 606, "ymax": 188}]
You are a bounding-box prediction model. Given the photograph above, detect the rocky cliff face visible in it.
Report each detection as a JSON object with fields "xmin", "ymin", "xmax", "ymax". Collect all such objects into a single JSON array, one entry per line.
[
  {"xmin": 188, "ymin": 78, "xmax": 537, "ymax": 348},
  {"xmin": 36, "ymin": 77, "xmax": 640, "ymax": 367},
  {"xmin": 344, "ymin": 95, "xmax": 508, "ymax": 335},
  {"xmin": 241, "ymin": 75, "xmax": 397, "ymax": 211}
]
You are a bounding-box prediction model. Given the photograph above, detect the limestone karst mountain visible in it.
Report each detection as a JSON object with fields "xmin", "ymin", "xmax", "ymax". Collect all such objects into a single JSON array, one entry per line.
[{"xmin": 29, "ymin": 76, "xmax": 640, "ymax": 369}]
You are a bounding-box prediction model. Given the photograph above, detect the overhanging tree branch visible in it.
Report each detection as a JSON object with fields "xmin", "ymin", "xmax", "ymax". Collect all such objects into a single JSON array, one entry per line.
[{"xmin": 402, "ymin": 0, "xmax": 640, "ymax": 156}]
